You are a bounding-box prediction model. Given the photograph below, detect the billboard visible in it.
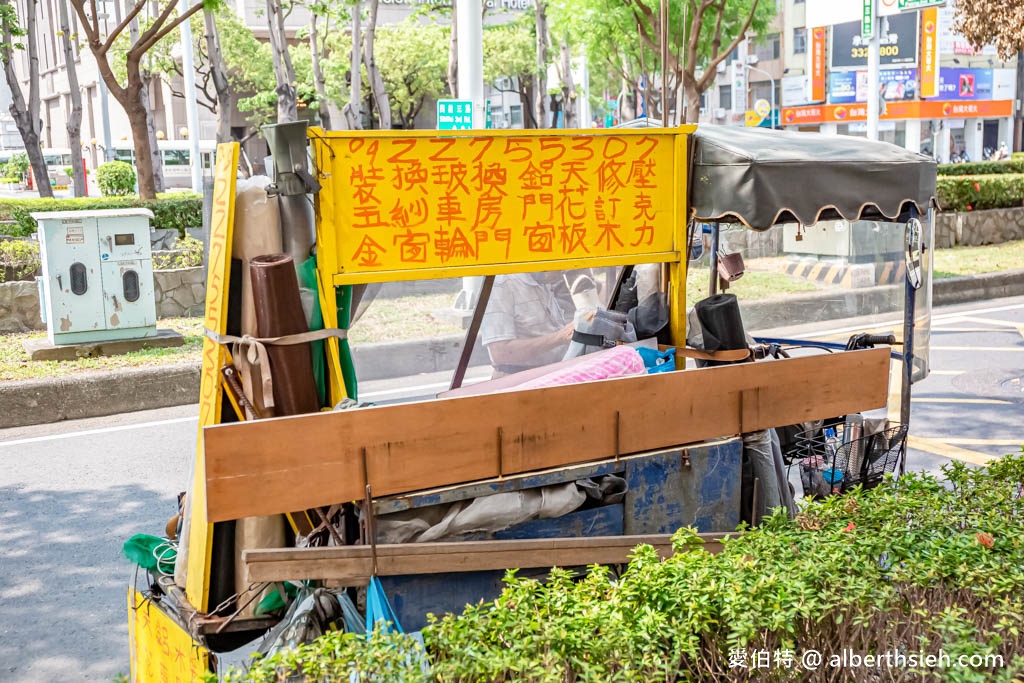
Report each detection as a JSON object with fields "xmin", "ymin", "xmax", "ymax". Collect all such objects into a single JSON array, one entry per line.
[
  {"xmin": 829, "ymin": 68, "xmax": 919, "ymax": 104},
  {"xmin": 831, "ymin": 13, "xmax": 919, "ymax": 69}
]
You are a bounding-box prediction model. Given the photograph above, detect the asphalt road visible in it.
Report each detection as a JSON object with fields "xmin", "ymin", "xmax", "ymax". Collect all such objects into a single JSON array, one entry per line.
[{"xmin": 0, "ymin": 295, "xmax": 1021, "ymax": 682}]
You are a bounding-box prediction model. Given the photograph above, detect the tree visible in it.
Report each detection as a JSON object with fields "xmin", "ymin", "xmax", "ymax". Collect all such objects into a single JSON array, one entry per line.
[
  {"xmin": 363, "ymin": 0, "xmax": 391, "ymax": 129},
  {"xmin": 0, "ymin": 0, "xmax": 54, "ymax": 197},
  {"xmin": 265, "ymin": 0, "xmax": 298, "ymax": 122},
  {"xmin": 482, "ymin": 20, "xmax": 538, "ymax": 128},
  {"xmin": 69, "ymin": 0, "xmax": 208, "ymax": 200},
  {"xmin": 203, "ymin": 8, "xmax": 232, "ymax": 142},
  {"xmin": 56, "ymin": 0, "xmax": 85, "ymax": 197},
  {"xmin": 375, "ymin": 19, "xmax": 447, "ymax": 128},
  {"xmin": 534, "ymin": 0, "xmax": 549, "ymax": 128},
  {"xmin": 551, "ymin": 0, "xmax": 774, "ymax": 124},
  {"xmin": 954, "ymin": 1, "xmax": 1024, "ymax": 59}
]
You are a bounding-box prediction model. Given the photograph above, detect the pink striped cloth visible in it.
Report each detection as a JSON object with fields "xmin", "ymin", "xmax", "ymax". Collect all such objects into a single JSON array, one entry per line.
[{"xmin": 515, "ymin": 346, "xmax": 647, "ymax": 390}]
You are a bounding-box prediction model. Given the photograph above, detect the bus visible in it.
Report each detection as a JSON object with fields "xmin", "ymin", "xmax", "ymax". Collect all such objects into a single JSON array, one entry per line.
[{"xmin": 112, "ymin": 140, "xmax": 217, "ymax": 189}]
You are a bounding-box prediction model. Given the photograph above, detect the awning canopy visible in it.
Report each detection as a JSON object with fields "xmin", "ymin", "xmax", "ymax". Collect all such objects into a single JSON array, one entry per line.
[{"xmin": 688, "ymin": 125, "xmax": 937, "ymax": 230}]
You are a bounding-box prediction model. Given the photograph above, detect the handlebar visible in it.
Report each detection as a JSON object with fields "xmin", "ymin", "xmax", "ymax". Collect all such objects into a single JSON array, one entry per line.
[{"xmin": 862, "ymin": 334, "xmax": 898, "ymax": 346}]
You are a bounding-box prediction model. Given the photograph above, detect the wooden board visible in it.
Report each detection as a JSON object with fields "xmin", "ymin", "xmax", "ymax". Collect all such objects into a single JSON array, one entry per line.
[
  {"xmin": 204, "ymin": 348, "xmax": 889, "ymax": 522},
  {"xmin": 243, "ymin": 533, "xmax": 728, "ymax": 583}
]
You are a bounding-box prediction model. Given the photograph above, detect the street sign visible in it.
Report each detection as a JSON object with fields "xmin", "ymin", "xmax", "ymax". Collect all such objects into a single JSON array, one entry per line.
[
  {"xmin": 861, "ymin": 0, "xmax": 875, "ymax": 39},
  {"xmin": 437, "ymin": 99, "xmax": 474, "ymax": 130},
  {"xmin": 754, "ymin": 99, "xmax": 772, "ymax": 119},
  {"xmin": 898, "ymin": 0, "xmax": 945, "ymax": 10}
]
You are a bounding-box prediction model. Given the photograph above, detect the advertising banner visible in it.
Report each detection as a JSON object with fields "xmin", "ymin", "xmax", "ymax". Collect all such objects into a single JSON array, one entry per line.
[
  {"xmin": 938, "ymin": 68, "xmax": 994, "ymax": 101},
  {"xmin": 920, "ymin": 8, "xmax": 938, "ymax": 97},
  {"xmin": 831, "ymin": 13, "xmax": 918, "ymax": 69},
  {"xmin": 811, "ymin": 28, "xmax": 827, "ymax": 102},
  {"xmin": 829, "ymin": 68, "xmax": 918, "ymax": 103},
  {"xmin": 782, "ymin": 99, "xmax": 1012, "ymax": 125}
]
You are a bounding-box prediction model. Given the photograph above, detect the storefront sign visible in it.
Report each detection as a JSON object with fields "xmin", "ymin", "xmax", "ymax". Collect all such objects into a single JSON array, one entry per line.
[
  {"xmin": 128, "ymin": 589, "xmax": 209, "ymax": 682},
  {"xmin": 831, "ymin": 13, "xmax": 918, "ymax": 68},
  {"xmin": 782, "ymin": 74, "xmax": 810, "ymax": 107},
  {"xmin": 920, "ymin": 8, "xmax": 938, "ymax": 97},
  {"xmin": 862, "ymin": 0, "xmax": 875, "ymax": 39},
  {"xmin": 811, "ymin": 28, "xmax": 827, "ymax": 102},
  {"xmin": 782, "ymin": 98, "xmax": 1012, "ymax": 125},
  {"xmin": 936, "ymin": 68, "xmax": 1018, "ymax": 102},
  {"xmin": 437, "ymin": 99, "xmax": 474, "ymax": 130},
  {"xmin": 828, "ymin": 68, "xmax": 917, "ymax": 103},
  {"xmin": 898, "ymin": 0, "xmax": 945, "ymax": 9}
]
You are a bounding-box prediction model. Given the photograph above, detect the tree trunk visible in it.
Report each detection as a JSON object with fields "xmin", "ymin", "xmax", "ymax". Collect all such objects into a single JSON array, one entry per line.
[
  {"xmin": 559, "ymin": 34, "xmax": 575, "ymax": 128},
  {"xmin": 683, "ymin": 82, "xmax": 700, "ymax": 124},
  {"xmin": 266, "ymin": 0, "xmax": 298, "ymax": 122},
  {"xmin": 57, "ymin": 0, "xmax": 85, "ymax": 197},
  {"xmin": 363, "ymin": 0, "xmax": 390, "ymax": 130},
  {"xmin": 1, "ymin": 0, "xmax": 53, "ymax": 197},
  {"xmin": 533, "ymin": 0, "xmax": 548, "ymax": 128},
  {"xmin": 129, "ymin": 16, "xmax": 164, "ymax": 194},
  {"xmin": 125, "ymin": 72, "xmax": 158, "ymax": 199},
  {"xmin": 309, "ymin": 12, "xmax": 332, "ymax": 129},
  {"xmin": 204, "ymin": 8, "xmax": 233, "ymax": 143},
  {"xmin": 343, "ymin": 1, "xmax": 362, "ymax": 129},
  {"xmin": 447, "ymin": 0, "xmax": 457, "ymax": 97}
]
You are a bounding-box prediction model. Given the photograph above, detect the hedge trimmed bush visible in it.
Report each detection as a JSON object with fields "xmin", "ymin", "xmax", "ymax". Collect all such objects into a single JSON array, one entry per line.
[
  {"xmin": 937, "ymin": 160, "xmax": 1024, "ymax": 176},
  {"xmin": 221, "ymin": 453, "xmax": 1024, "ymax": 683},
  {"xmin": 937, "ymin": 174, "xmax": 1024, "ymax": 212},
  {"xmin": 96, "ymin": 160, "xmax": 137, "ymax": 196},
  {"xmin": 0, "ymin": 194, "xmax": 202, "ymax": 237},
  {"xmin": 0, "ymin": 239, "xmax": 40, "ymax": 282}
]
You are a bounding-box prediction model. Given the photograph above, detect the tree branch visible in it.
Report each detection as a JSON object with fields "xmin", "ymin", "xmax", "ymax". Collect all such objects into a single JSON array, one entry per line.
[
  {"xmin": 100, "ymin": 0, "xmax": 147, "ymax": 55},
  {"xmin": 697, "ymin": 0, "xmax": 759, "ymax": 92},
  {"xmin": 136, "ymin": 1, "xmax": 204, "ymax": 55}
]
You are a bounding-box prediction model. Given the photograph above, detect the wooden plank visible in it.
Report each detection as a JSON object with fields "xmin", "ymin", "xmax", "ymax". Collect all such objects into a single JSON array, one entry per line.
[
  {"xmin": 205, "ymin": 349, "xmax": 889, "ymax": 522},
  {"xmin": 243, "ymin": 534, "xmax": 729, "ymax": 583}
]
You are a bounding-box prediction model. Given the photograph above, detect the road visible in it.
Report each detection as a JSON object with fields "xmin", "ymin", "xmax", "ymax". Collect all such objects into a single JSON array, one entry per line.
[{"xmin": 0, "ymin": 295, "xmax": 1021, "ymax": 682}]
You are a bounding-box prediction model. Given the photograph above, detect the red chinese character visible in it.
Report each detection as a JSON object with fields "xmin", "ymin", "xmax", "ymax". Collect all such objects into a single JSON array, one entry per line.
[
  {"xmin": 559, "ymin": 224, "xmax": 589, "ymax": 254},
  {"xmin": 390, "ymin": 197, "xmax": 429, "ymax": 228},
  {"xmin": 393, "ymin": 229, "xmax": 430, "ymax": 263},
  {"xmin": 559, "ymin": 160, "xmax": 589, "ymax": 188},
  {"xmin": 352, "ymin": 205, "xmax": 386, "ymax": 229},
  {"xmin": 472, "ymin": 162, "xmax": 508, "ymax": 195},
  {"xmin": 557, "ymin": 188, "xmax": 586, "ymax": 222},
  {"xmin": 597, "ymin": 159, "xmax": 626, "ymax": 193},
  {"xmin": 628, "ymin": 159, "xmax": 657, "ymax": 189},
  {"xmin": 518, "ymin": 162, "xmax": 554, "ymax": 190},
  {"xmin": 433, "ymin": 162, "xmax": 470, "ymax": 194},
  {"xmin": 391, "ymin": 161, "xmax": 428, "ymax": 194},
  {"xmin": 594, "ymin": 196, "xmax": 620, "ymax": 221},
  {"xmin": 632, "ymin": 224, "xmax": 655, "ymax": 247},
  {"xmin": 437, "ymin": 194, "xmax": 465, "ymax": 225},
  {"xmin": 473, "ymin": 196, "xmax": 504, "ymax": 230},
  {"xmin": 494, "ymin": 228, "xmax": 511, "ymax": 259},
  {"xmin": 524, "ymin": 222, "xmax": 555, "ymax": 252},
  {"xmin": 434, "ymin": 227, "xmax": 476, "ymax": 262},
  {"xmin": 593, "ymin": 223, "xmax": 624, "ymax": 250},
  {"xmin": 632, "ymin": 192, "xmax": 656, "ymax": 221},
  {"xmin": 521, "ymin": 193, "xmax": 554, "ymax": 221},
  {"xmin": 351, "ymin": 234, "xmax": 387, "ymax": 267}
]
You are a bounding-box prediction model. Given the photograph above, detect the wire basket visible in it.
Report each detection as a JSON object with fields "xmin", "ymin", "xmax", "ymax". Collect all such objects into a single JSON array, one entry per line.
[{"xmin": 791, "ymin": 424, "xmax": 908, "ymax": 498}]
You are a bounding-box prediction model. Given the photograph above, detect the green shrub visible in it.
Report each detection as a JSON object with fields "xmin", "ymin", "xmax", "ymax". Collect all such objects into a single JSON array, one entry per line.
[
  {"xmin": 221, "ymin": 453, "xmax": 1024, "ymax": 682},
  {"xmin": 0, "ymin": 239, "xmax": 40, "ymax": 282},
  {"xmin": 3, "ymin": 152, "xmax": 29, "ymax": 180},
  {"xmin": 153, "ymin": 235, "xmax": 204, "ymax": 270},
  {"xmin": 937, "ymin": 159, "xmax": 1024, "ymax": 176},
  {"xmin": 0, "ymin": 194, "xmax": 202, "ymax": 237},
  {"xmin": 96, "ymin": 160, "xmax": 137, "ymax": 196},
  {"xmin": 937, "ymin": 174, "xmax": 1024, "ymax": 212}
]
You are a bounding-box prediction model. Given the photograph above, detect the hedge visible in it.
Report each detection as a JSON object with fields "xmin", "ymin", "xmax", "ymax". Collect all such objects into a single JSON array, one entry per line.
[
  {"xmin": 219, "ymin": 453, "xmax": 1024, "ymax": 683},
  {"xmin": 937, "ymin": 174, "xmax": 1024, "ymax": 212},
  {"xmin": 0, "ymin": 193, "xmax": 202, "ymax": 238},
  {"xmin": 937, "ymin": 159, "xmax": 1024, "ymax": 176}
]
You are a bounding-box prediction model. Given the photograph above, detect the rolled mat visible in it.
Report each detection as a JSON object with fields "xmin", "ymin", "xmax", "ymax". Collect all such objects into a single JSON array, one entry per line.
[
  {"xmin": 693, "ymin": 293, "xmax": 749, "ymax": 367},
  {"xmin": 250, "ymin": 253, "xmax": 320, "ymax": 416},
  {"xmin": 516, "ymin": 346, "xmax": 646, "ymax": 390}
]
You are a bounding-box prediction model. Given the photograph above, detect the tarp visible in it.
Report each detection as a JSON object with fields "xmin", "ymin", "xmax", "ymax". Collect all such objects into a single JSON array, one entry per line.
[{"xmin": 688, "ymin": 125, "xmax": 937, "ymax": 229}]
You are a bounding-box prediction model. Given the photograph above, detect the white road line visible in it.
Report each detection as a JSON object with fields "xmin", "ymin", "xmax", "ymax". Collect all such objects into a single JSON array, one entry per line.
[
  {"xmin": 929, "ymin": 370, "xmax": 965, "ymax": 375},
  {"xmin": 0, "ymin": 416, "xmax": 197, "ymax": 448},
  {"xmin": 793, "ymin": 302, "xmax": 1023, "ymax": 340}
]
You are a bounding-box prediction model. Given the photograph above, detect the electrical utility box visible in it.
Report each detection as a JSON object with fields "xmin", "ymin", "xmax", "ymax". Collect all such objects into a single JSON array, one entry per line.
[{"xmin": 33, "ymin": 209, "xmax": 157, "ymax": 345}]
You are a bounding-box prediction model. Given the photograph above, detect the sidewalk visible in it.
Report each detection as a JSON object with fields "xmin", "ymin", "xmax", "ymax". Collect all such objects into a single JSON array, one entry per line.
[{"xmin": 1, "ymin": 269, "xmax": 1022, "ymax": 429}]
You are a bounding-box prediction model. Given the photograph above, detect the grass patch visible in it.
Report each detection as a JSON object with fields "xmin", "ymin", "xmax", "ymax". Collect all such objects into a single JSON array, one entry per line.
[
  {"xmin": 684, "ymin": 264, "xmax": 821, "ymax": 306},
  {"xmin": 0, "ymin": 317, "xmax": 203, "ymax": 381},
  {"xmin": 349, "ymin": 293, "xmax": 463, "ymax": 344},
  {"xmin": 933, "ymin": 239, "xmax": 1024, "ymax": 279}
]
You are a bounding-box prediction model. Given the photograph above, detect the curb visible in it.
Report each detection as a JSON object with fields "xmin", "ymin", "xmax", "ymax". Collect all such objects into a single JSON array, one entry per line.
[{"xmin": 2, "ymin": 270, "xmax": 1023, "ymax": 430}]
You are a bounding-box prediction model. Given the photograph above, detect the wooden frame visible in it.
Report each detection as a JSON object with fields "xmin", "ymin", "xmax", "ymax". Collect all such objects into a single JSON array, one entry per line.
[{"xmin": 203, "ymin": 348, "xmax": 889, "ymax": 523}]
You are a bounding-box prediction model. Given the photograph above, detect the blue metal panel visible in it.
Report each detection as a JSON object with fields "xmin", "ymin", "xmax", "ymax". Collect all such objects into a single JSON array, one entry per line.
[{"xmin": 623, "ymin": 440, "xmax": 742, "ymax": 534}]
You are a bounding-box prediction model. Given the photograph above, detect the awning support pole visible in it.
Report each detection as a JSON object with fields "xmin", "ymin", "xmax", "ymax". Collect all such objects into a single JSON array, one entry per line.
[{"xmin": 709, "ymin": 222, "xmax": 720, "ymax": 296}]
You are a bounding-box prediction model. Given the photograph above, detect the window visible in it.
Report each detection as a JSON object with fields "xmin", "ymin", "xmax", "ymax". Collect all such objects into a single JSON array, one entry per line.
[
  {"xmin": 793, "ymin": 27, "xmax": 807, "ymax": 55},
  {"xmin": 719, "ymin": 85, "xmax": 732, "ymax": 111},
  {"xmin": 509, "ymin": 105, "xmax": 523, "ymax": 127},
  {"xmin": 115, "ymin": 149, "xmax": 135, "ymax": 164},
  {"xmin": 753, "ymin": 32, "xmax": 782, "ymax": 62},
  {"xmin": 162, "ymin": 149, "xmax": 190, "ymax": 166}
]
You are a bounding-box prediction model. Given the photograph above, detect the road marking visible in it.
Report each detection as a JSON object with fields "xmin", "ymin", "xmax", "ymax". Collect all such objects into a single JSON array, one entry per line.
[
  {"xmin": 907, "ymin": 436, "xmax": 998, "ymax": 465},
  {"xmin": 0, "ymin": 416, "xmax": 197, "ymax": 448},
  {"xmin": 931, "ymin": 346, "xmax": 1024, "ymax": 352},
  {"xmin": 928, "ymin": 370, "xmax": 965, "ymax": 375},
  {"xmin": 937, "ymin": 438, "xmax": 1024, "ymax": 446},
  {"xmin": 910, "ymin": 397, "xmax": 1013, "ymax": 405},
  {"xmin": 953, "ymin": 316, "xmax": 1024, "ymax": 330},
  {"xmin": 797, "ymin": 302, "xmax": 1023, "ymax": 341},
  {"xmin": 931, "ymin": 327, "xmax": 1022, "ymax": 333}
]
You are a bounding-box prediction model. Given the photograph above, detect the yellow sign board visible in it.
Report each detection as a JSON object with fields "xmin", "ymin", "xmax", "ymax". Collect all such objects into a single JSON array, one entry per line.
[
  {"xmin": 313, "ymin": 129, "xmax": 686, "ymax": 284},
  {"xmin": 185, "ymin": 142, "xmax": 240, "ymax": 608},
  {"xmin": 127, "ymin": 588, "xmax": 209, "ymax": 682}
]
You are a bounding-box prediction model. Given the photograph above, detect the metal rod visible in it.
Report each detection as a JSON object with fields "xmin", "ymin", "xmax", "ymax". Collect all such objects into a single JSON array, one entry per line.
[
  {"xmin": 709, "ymin": 222, "xmax": 720, "ymax": 296},
  {"xmin": 363, "ymin": 484, "xmax": 378, "ymax": 575},
  {"xmin": 899, "ymin": 207, "xmax": 921, "ymax": 476},
  {"xmin": 450, "ymin": 275, "xmax": 495, "ymax": 390}
]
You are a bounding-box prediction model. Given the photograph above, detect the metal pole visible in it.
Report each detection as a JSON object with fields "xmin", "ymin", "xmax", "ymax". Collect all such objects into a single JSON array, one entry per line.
[
  {"xmin": 179, "ymin": 0, "xmax": 202, "ymax": 192},
  {"xmin": 898, "ymin": 206, "xmax": 920, "ymax": 476},
  {"xmin": 709, "ymin": 222, "xmax": 719, "ymax": 296},
  {"xmin": 456, "ymin": 0, "xmax": 484, "ymax": 129},
  {"xmin": 866, "ymin": 0, "xmax": 880, "ymax": 141},
  {"xmin": 746, "ymin": 65, "xmax": 776, "ymax": 129}
]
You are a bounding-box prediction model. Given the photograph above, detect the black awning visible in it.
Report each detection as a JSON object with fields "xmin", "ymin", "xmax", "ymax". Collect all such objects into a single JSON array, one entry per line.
[{"xmin": 689, "ymin": 124, "xmax": 937, "ymax": 229}]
